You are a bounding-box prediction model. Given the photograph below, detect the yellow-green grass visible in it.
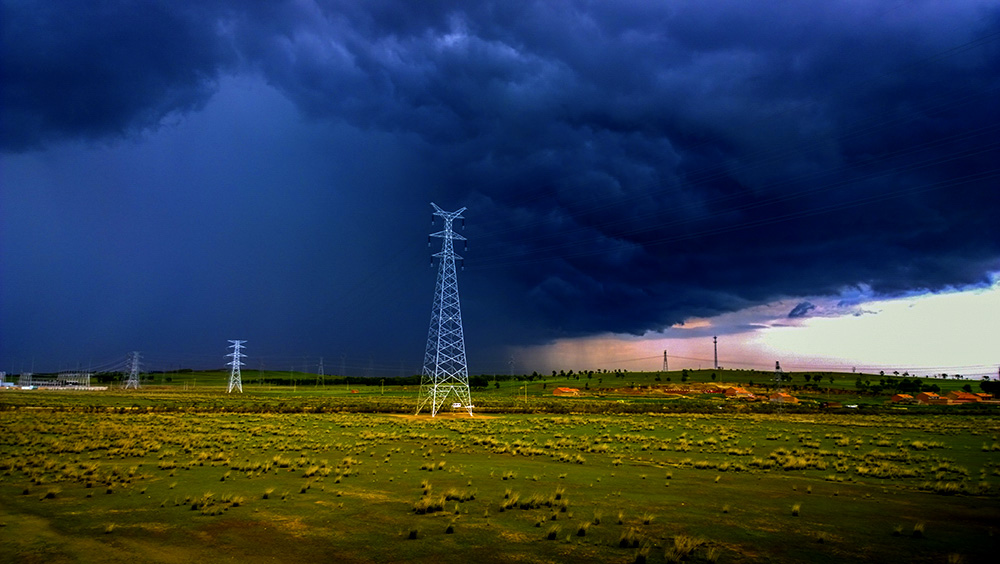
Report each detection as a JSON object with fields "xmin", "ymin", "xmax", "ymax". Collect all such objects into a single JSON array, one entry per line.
[{"xmin": 0, "ymin": 406, "xmax": 998, "ymax": 564}]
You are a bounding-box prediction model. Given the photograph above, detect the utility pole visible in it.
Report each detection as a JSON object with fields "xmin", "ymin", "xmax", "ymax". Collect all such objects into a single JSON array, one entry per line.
[
  {"xmin": 227, "ymin": 340, "xmax": 246, "ymax": 393},
  {"xmin": 416, "ymin": 203, "xmax": 473, "ymax": 417},
  {"xmin": 774, "ymin": 361, "xmax": 784, "ymax": 412}
]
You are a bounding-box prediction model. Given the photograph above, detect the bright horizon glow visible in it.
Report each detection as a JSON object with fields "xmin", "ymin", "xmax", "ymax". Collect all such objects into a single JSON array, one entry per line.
[{"xmin": 512, "ymin": 277, "xmax": 1000, "ymax": 378}]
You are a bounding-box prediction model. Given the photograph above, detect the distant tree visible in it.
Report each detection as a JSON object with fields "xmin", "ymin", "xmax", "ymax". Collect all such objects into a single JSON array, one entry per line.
[
  {"xmin": 979, "ymin": 379, "xmax": 1000, "ymax": 397},
  {"xmin": 828, "ymin": 375, "xmax": 834, "ymax": 385},
  {"xmin": 962, "ymin": 384, "xmax": 973, "ymax": 393},
  {"xmin": 711, "ymin": 373, "xmax": 716, "ymax": 381},
  {"xmin": 494, "ymin": 381, "xmax": 500, "ymax": 389}
]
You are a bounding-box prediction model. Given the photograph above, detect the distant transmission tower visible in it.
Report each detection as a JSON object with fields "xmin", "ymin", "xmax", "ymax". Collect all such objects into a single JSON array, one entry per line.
[
  {"xmin": 227, "ymin": 340, "xmax": 246, "ymax": 393},
  {"xmin": 417, "ymin": 203, "xmax": 473, "ymax": 417},
  {"xmin": 713, "ymin": 336, "xmax": 718, "ymax": 370},
  {"xmin": 662, "ymin": 350, "xmax": 668, "ymax": 371},
  {"xmin": 124, "ymin": 351, "xmax": 141, "ymax": 390}
]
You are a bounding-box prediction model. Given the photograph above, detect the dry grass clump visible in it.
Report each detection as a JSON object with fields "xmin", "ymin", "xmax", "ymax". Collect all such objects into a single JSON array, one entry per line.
[
  {"xmin": 413, "ymin": 495, "xmax": 446, "ymax": 514},
  {"xmin": 665, "ymin": 535, "xmax": 705, "ymax": 563},
  {"xmin": 619, "ymin": 527, "xmax": 642, "ymax": 548}
]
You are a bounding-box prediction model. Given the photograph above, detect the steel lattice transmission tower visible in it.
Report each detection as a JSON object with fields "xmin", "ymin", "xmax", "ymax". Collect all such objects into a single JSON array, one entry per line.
[
  {"xmin": 227, "ymin": 340, "xmax": 246, "ymax": 393},
  {"xmin": 124, "ymin": 351, "xmax": 141, "ymax": 390},
  {"xmin": 417, "ymin": 203, "xmax": 473, "ymax": 417}
]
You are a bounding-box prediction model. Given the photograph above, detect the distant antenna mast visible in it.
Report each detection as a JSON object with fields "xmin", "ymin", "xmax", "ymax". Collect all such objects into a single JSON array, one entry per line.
[
  {"xmin": 124, "ymin": 351, "xmax": 141, "ymax": 390},
  {"xmin": 662, "ymin": 350, "xmax": 668, "ymax": 372},
  {"xmin": 227, "ymin": 340, "xmax": 246, "ymax": 393},
  {"xmin": 713, "ymin": 336, "xmax": 718, "ymax": 370},
  {"xmin": 417, "ymin": 203, "xmax": 473, "ymax": 417}
]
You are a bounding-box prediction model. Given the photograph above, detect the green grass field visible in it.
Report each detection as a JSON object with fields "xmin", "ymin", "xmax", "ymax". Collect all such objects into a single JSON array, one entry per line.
[{"xmin": 1, "ymin": 380, "xmax": 998, "ymax": 563}]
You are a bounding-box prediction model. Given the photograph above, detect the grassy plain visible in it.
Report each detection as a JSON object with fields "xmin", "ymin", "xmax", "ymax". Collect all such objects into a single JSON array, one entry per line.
[{"xmin": 1, "ymin": 379, "xmax": 998, "ymax": 563}]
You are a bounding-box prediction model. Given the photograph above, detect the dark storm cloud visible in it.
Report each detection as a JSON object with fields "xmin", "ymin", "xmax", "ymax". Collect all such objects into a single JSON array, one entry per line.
[
  {"xmin": 3, "ymin": 0, "xmax": 1000, "ymax": 359},
  {"xmin": 788, "ymin": 302, "xmax": 816, "ymax": 319},
  {"xmin": 0, "ymin": 0, "xmax": 236, "ymax": 151}
]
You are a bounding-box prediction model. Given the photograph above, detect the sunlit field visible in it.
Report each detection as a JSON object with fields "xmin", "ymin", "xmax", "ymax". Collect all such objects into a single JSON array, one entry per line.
[{"xmin": 2, "ymin": 375, "xmax": 998, "ymax": 564}]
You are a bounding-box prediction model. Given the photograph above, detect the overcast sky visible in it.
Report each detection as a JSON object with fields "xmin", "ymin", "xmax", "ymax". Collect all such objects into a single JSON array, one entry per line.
[{"xmin": 2, "ymin": 1, "xmax": 999, "ymax": 377}]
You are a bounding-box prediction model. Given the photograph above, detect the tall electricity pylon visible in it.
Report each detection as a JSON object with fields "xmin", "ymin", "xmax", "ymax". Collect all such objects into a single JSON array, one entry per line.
[
  {"xmin": 124, "ymin": 351, "xmax": 141, "ymax": 390},
  {"xmin": 227, "ymin": 340, "xmax": 246, "ymax": 393},
  {"xmin": 417, "ymin": 203, "xmax": 473, "ymax": 417}
]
